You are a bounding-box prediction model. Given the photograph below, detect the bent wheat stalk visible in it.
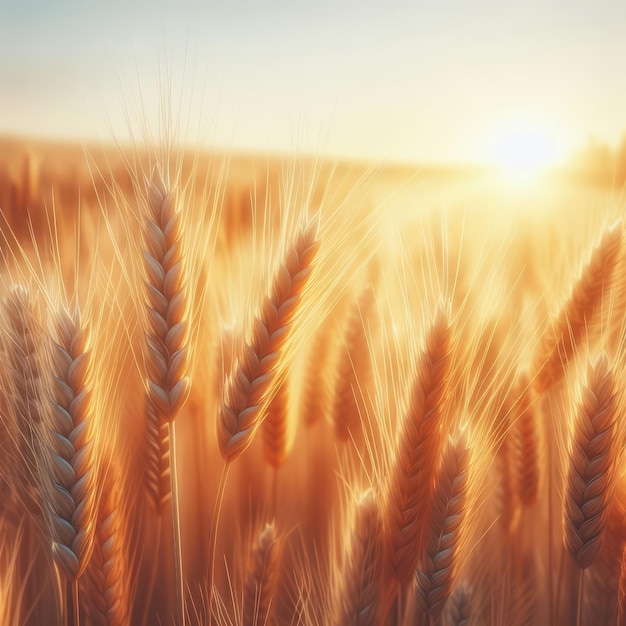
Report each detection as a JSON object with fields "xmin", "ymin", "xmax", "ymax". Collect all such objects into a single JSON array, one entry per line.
[
  {"xmin": 209, "ymin": 219, "xmax": 319, "ymax": 624},
  {"xmin": 218, "ymin": 218, "xmax": 320, "ymax": 462},
  {"xmin": 533, "ymin": 221, "xmax": 622, "ymax": 393}
]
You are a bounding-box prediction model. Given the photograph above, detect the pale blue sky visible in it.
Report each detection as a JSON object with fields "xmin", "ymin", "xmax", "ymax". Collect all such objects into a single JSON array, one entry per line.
[{"xmin": 1, "ymin": 1, "xmax": 625, "ymax": 163}]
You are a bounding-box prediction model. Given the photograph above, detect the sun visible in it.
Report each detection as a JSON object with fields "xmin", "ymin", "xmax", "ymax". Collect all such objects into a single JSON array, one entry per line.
[{"xmin": 490, "ymin": 123, "xmax": 561, "ymax": 182}]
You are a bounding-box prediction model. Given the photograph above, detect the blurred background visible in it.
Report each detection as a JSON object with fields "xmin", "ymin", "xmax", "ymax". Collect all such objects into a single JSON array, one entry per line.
[{"xmin": 1, "ymin": 0, "xmax": 626, "ymax": 178}]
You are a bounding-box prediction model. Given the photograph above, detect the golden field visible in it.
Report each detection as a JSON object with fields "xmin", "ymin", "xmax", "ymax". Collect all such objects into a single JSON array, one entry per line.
[{"xmin": 0, "ymin": 133, "xmax": 625, "ymax": 626}]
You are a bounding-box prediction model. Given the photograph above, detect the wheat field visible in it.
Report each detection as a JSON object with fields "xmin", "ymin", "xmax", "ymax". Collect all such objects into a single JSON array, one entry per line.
[{"xmin": 0, "ymin": 134, "xmax": 625, "ymax": 626}]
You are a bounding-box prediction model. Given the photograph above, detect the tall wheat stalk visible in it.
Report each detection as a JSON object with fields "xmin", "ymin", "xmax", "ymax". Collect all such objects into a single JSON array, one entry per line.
[
  {"xmin": 41, "ymin": 304, "xmax": 96, "ymax": 626},
  {"xmin": 383, "ymin": 306, "xmax": 452, "ymax": 593},
  {"xmin": 210, "ymin": 219, "xmax": 320, "ymax": 623},
  {"xmin": 141, "ymin": 167, "xmax": 190, "ymax": 626}
]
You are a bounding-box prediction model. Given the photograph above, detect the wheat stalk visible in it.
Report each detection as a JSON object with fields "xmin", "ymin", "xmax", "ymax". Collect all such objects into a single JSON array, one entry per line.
[
  {"xmin": 1, "ymin": 284, "xmax": 48, "ymax": 522},
  {"xmin": 242, "ymin": 521, "xmax": 282, "ymax": 626},
  {"xmin": 563, "ymin": 351, "xmax": 618, "ymax": 569},
  {"xmin": 3, "ymin": 285, "xmax": 44, "ymax": 474},
  {"xmin": 415, "ymin": 434, "xmax": 470, "ymax": 619},
  {"xmin": 144, "ymin": 399, "xmax": 171, "ymax": 512},
  {"xmin": 141, "ymin": 166, "xmax": 190, "ymax": 625},
  {"xmin": 334, "ymin": 489, "xmax": 383, "ymax": 626},
  {"xmin": 383, "ymin": 306, "xmax": 452, "ymax": 586},
  {"xmin": 82, "ymin": 465, "xmax": 131, "ymax": 626},
  {"xmin": 42, "ymin": 304, "xmax": 96, "ymax": 581},
  {"xmin": 218, "ymin": 219, "xmax": 320, "ymax": 462},
  {"xmin": 533, "ymin": 221, "xmax": 622, "ymax": 393},
  {"xmin": 142, "ymin": 167, "xmax": 190, "ymax": 424}
]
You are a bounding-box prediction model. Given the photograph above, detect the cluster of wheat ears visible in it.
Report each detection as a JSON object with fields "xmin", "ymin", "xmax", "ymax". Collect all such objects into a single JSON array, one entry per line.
[{"xmin": 0, "ymin": 143, "xmax": 625, "ymax": 626}]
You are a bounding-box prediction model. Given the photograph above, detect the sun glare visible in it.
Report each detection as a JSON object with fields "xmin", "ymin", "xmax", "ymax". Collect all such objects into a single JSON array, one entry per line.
[{"xmin": 491, "ymin": 125, "xmax": 561, "ymax": 182}]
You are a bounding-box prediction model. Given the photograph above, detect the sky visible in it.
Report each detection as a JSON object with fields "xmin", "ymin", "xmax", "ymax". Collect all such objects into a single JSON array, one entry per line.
[{"xmin": 1, "ymin": 0, "xmax": 626, "ymax": 165}]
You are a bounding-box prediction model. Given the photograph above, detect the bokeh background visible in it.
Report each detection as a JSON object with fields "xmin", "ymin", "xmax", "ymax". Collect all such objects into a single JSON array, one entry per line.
[{"xmin": 2, "ymin": 0, "xmax": 626, "ymax": 172}]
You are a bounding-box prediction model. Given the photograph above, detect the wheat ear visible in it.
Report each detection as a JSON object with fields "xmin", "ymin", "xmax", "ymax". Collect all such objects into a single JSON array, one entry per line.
[
  {"xmin": 43, "ymin": 305, "xmax": 96, "ymax": 580},
  {"xmin": 218, "ymin": 219, "xmax": 320, "ymax": 462},
  {"xmin": 384, "ymin": 306, "xmax": 452, "ymax": 586},
  {"xmin": 512, "ymin": 371, "xmax": 540, "ymax": 507},
  {"xmin": 3, "ymin": 285, "xmax": 44, "ymax": 471},
  {"xmin": 2, "ymin": 284, "xmax": 46, "ymax": 512},
  {"xmin": 563, "ymin": 351, "xmax": 617, "ymax": 569},
  {"xmin": 415, "ymin": 434, "xmax": 470, "ymax": 619},
  {"xmin": 445, "ymin": 584, "xmax": 472, "ymax": 626},
  {"xmin": 142, "ymin": 167, "xmax": 190, "ymax": 423},
  {"xmin": 262, "ymin": 380, "xmax": 290, "ymax": 469},
  {"xmin": 242, "ymin": 521, "xmax": 282, "ymax": 626},
  {"xmin": 144, "ymin": 400, "xmax": 171, "ymax": 512},
  {"xmin": 2, "ymin": 285, "xmax": 48, "ymax": 626},
  {"xmin": 533, "ymin": 221, "xmax": 622, "ymax": 393},
  {"xmin": 332, "ymin": 285, "xmax": 376, "ymax": 442},
  {"xmin": 335, "ymin": 489, "xmax": 383, "ymax": 626},
  {"xmin": 83, "ymin": 466, "xmax": 131, "ymax": 626}
]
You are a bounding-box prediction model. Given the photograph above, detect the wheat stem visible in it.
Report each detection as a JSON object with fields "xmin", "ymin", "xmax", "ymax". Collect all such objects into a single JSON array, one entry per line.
[
  {"xmin": 576, "ymin": 569, "xmax": 583, "ymax": 626},
  {"xmin": 207, "ymin": 463, "xmax": 229, "ymax": 626}
]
